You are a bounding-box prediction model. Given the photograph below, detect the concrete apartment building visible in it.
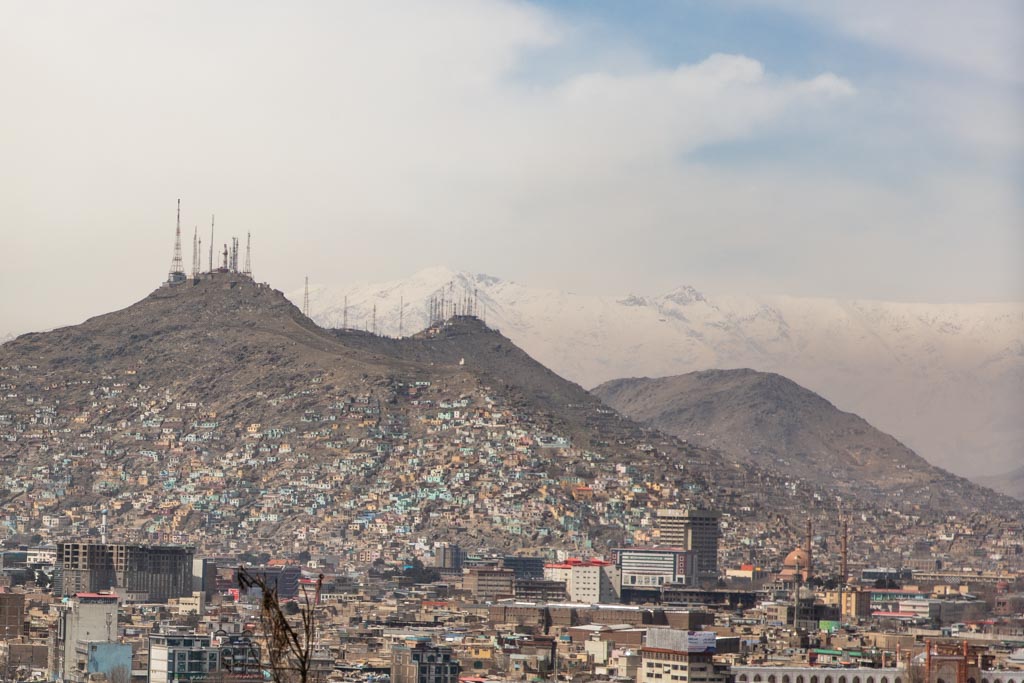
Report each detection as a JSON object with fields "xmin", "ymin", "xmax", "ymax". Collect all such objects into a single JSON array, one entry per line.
[
  {"xmin": 391, "ymin": 637, "xmax": 460, "ymax": 683},
  {"xmin": 612, "ymin": 547, "xmax": 695, "ymax": 602},
  {"xmin": 0, "ymin": 591, "xmax": 25, "ymax": 640},
  {"xmin": 640, "ymin": 628, "xmax": 728, "ymax": 683},
  {"xmin": 544, "ymin": 559, "xmax": 619, "ymax": 603},
  {"xmin": 464, "ymin": 567, "xmax": 515, "ymax": 601},
  {"xmin": 50, "ymin": 592, "xmax": 121, "ymax": 683}
]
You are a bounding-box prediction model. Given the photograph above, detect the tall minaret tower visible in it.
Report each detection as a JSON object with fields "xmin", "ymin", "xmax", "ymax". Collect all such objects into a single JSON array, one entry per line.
[
  {"xmin": 168, "ymin": 198, "xmax": 186, "ymax": 284},
  {"xmin": 804, "ymin": 517, "xmax": 814, "ymax": 582}
]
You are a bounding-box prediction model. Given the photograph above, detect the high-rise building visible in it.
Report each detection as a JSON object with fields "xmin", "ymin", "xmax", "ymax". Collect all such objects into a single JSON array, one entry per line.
[
  {"xmin": 191, "ymin": 558, "xmax": 218, "ymax": 601},
  {"xmin": 391, "ymin": 638, "xmax": 460, "ymax": 683},
  {"xmin": 56, "ymin": 543, "xmax": 194, "ymax": 603},
  {"xmin": 435, "ymin": 543, "xmax": 465, "ymax": 575},
  {"xmin": 656, "ymin": 509, "xmax": 720, "ymax": 581}
]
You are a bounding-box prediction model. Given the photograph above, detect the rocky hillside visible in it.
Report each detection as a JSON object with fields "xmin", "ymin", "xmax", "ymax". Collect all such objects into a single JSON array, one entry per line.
[
  {"xmin": 592, "ymin": 369, "xmax": 989, "ymax": 497},
  {"xmin": 1, "ymin": 274, "xmax": 1019, "ymax": 568}
]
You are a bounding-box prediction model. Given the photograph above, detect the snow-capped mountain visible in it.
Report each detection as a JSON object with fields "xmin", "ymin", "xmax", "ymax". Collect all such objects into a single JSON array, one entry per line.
[{"xmin": 295, "ymin": 266, "xmax": 1024, "ymax": 479}]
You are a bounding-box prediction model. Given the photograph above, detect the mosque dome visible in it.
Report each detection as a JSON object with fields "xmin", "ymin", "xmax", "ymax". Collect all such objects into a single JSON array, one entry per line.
[{"xmin": 784, "ymin": 547, "xmax": 810, "ymax": 568}]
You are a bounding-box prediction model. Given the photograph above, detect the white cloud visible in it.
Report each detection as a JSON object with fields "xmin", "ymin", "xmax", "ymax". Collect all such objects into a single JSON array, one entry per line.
[{"xmin": 759, "ymin": 0, "xmax": 1023, "ymax": 84}]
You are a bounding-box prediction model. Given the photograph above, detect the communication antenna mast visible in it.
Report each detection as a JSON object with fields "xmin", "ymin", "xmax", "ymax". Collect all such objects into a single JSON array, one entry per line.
[
  {"xmin": 303, "ymin": 277, "xmax": 310, "ymax": 317},
  {"xmin": 343, "ymin": 295, "xmax": 348, "ymax": 329},
  {"xmin": 209, "ymin": 215, "xmax": 215, "ymax": 273},
  {"xmin": 243, "ymin": 232, "xmax": 252, "ymax": 277},
  {"xmin": 372, "ymin": 304, "xmax": 377, "ymax": 336},
  {"xmin": 191, "ymin": 226, "xmax": 199, "ymax": 278},
  {"xmin": 168, "ymin": 198, "xmax": 186, "ymax": 284},
  {"xmin": 398, "ymin": 296, "xmax": 404, "ymax": 338}
]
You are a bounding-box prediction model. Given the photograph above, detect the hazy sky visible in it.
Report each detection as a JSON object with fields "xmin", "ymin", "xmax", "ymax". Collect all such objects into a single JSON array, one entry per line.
[{"xmin": 2, "ymin": 1, "xmax": 1022, "ymax": 336}]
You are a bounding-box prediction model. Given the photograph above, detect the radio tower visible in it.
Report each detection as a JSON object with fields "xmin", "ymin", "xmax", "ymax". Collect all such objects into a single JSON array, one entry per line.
[
  {"xmin": 243, "ymin": 232, "xmax": 252, "ymax": 277},
  {"xmin": 208, "ymin": 215, "xmax": 215, "ymax": 273},
  {"xmin": 303, "ymin": 277, "xmax": 310, "ymax": 317},
  {"xmin": 167, "ymin": 198, "xmax": 186, "ymax": 284},
  {"xmin": 398, "ymin": 296, "xmax": 404, "ymax": 338},
  {"xmin": 191, "ymin": 226, "xmax": 197, "ymax": 278},
  {"xmin": 343, "ymin": 296, "xmax": 348, "ymax": 329}
]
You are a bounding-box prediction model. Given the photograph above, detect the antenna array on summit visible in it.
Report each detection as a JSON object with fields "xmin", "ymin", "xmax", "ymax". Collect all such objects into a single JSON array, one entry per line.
[{"xmin": 164, "ymin": 200, "xmax": 254, "ymax": 285}]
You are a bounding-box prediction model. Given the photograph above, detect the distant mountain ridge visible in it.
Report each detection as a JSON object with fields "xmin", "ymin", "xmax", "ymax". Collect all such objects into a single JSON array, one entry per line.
[
  {"xmin": 592, "ymin": 369, "xmax": 959, "ymax": 494},
  {"xmin": 300, "ymin": 267, "xmax": 1024, "ymax": 479}
]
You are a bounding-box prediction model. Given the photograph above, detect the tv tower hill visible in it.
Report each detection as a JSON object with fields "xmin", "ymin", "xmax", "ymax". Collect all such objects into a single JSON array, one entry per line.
[{"xmin": 164, "ymin": 200, "xmax": 255, "ymax": 287}]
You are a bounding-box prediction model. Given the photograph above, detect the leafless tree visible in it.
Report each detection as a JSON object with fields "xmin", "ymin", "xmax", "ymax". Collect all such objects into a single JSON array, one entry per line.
[
  {"xmin": 110, "ymin": 664, "xmax": 131, "ymax": 683},
  {"xmin": 237, "ymin": 567, "xmax": 324, "ymax": 683}
]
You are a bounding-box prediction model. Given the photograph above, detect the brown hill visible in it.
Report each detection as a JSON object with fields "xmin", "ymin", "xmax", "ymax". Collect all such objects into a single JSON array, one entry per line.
[
  {"xmin": 593, "ymin": 369, "xmax": 1007, "ymax": 499},
  {"xmin": 1, "ymin": 275, "xmax": 1019, "ymax": 563}
]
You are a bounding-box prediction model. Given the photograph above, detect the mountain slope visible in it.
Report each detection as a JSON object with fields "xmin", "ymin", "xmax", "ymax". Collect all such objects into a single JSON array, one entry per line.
[
  {"xmin": 301, "ymin": 267, "xmax": 1024, "ymax": 478},
  {"xmin": 2, "ymin": 273, "xmax": 1019, "ymax": 568},
  {"xmin": 0, "ymin": 274, "xmax": 719, "ymax": 555},
  {"xmin": 976, "ymin": 465, "xmax": 1024, "ymax": 501},
  {"xmin": 593, "ymin": 369, "xmax": 958, "ymax": 494}
]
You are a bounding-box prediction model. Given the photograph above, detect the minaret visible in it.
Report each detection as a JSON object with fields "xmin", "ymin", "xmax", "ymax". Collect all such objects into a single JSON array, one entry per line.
[
  {"xmin": 841, "ymin": 516, "xmax": 849, "ymax": 586},
  {"xmin": 167, "ymin": 198, "xmax": 186, "ymax": 284},
  {"xmin": 805, "ymin": 518, "xmax": 813, "ymax": 582}
]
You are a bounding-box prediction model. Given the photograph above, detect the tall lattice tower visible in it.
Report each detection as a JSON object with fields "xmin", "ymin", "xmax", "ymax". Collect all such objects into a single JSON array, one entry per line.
[
  {"xmin": 303, "ymin": 277, "xmax": 310, "ymax": 317},
  {"xmin": 167, "ymin": 199, "xmax": 187, "ymax": 284},
  {"xmin": 191, "ymin": 227, "xmax": 199, "ymax": 279},
  {"xmin": 243, "ymin": 232, "xmax": 252, "ymax": 277}
]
